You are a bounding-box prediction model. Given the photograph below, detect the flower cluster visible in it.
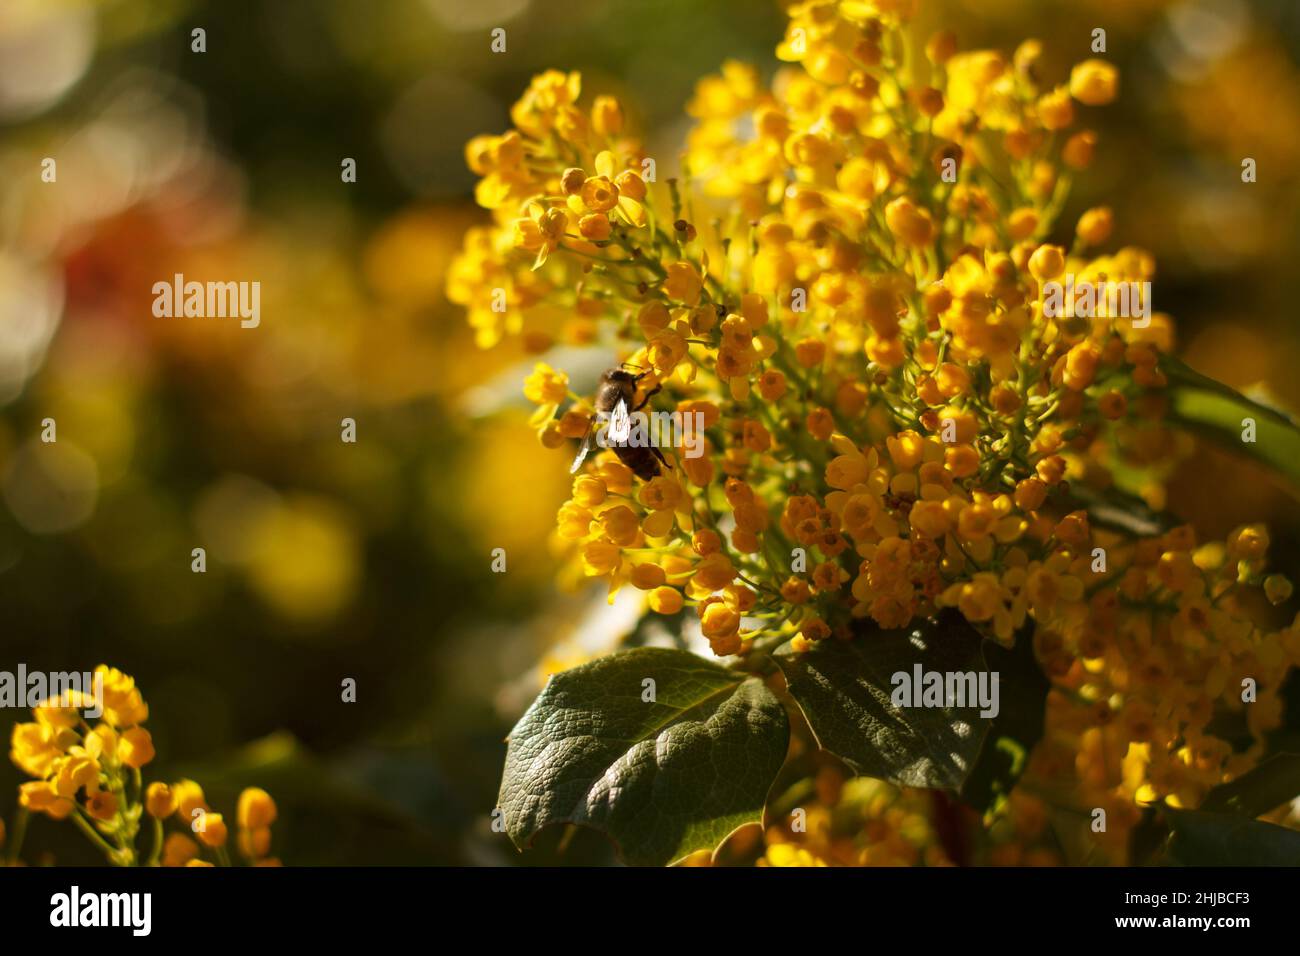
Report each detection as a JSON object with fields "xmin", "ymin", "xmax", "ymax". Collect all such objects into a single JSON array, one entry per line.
[
  {"xmin": 451, "ymin": 0, "xmax": 1299, "ymax": 860},
  {"xmin": 7, "ymin": 665, "xmax": 279, "ymax": 866},
  {"xmin": 759, "ymin": 769, "xmax": 954, "ymax": 867}
]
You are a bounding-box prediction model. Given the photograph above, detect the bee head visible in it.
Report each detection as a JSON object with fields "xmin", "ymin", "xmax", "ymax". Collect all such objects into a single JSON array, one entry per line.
[{"xmin": 608, "ymin": 365, "xmax": 643, "ymax": 385}]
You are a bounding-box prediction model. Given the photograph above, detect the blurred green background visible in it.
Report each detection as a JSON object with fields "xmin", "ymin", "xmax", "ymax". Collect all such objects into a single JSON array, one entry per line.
[{"xmin": 1, "ymin": 0, "xmax": 1298, "ymax": 864}]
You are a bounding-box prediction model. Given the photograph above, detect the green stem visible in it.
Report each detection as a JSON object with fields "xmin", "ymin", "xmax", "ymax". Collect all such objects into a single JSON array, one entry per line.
[
  {"xmin": 71, "ymin": 810, "xmax": 126, "ymax": 865},
  {"xmin": 146, "ymin": 815, "xmax": 164, "ymax": 867},
  {"xmin": 5, "ymin": 807, "xmax": 29, "ymax": 865}
]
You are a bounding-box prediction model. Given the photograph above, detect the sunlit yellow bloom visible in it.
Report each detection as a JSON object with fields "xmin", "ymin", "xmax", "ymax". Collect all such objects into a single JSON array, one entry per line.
[{"xmin": 1070, "ymin": 59, "xmax": 1119, "ymax": 106}]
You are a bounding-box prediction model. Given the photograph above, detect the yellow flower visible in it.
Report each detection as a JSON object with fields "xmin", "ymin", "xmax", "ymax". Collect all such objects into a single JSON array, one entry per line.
[
  {"xmin": 1037, "ymin": 86, "xmax": 1074, "ymax": 130},
  {"xmin": 582, "ymin": 539, "xmax": 623, "ymax": 576},
  {"xmin": 1028, "ymin": 244, "xmax": 1066, "ymax": 281},
  {"xmin": 1076, "ymin": 206, "xmax": 1113, "ymax": 246},
  {"xmin": 1070, "ymin": 59, "xmax": 1119, "ymax": 106},
  {"xmin": 19, "ymin": 781, "xmax": 74, "ymax": 819},
  {"xmin": 630, "ymin": 563, "xmax": 667, "ymax": 590},
  {"xmin": 953, "ymin": 575, "xmax": 1003, "ymax": 622},
  {"xmin": 52, "ymin": 749, "xmax": 100, "ymax": 798},
  {"xmin": 763, "ymin": 842, "xmax": 828, "ymax": 867},
  {"xmin": 591, "ymin": 95, "xmax": 624, "ymax": 137},
  {"xmin": 523, "ymin": 363, "xmax": 569, "ymax": 405},
  {"xmin": 884, "ymin": 197, "xmax": 933, "ymax": 247},
  {"xmin": 648, "ymin": 586, "xmax": 684, "ymax": 614},
  {"xmin": 557, "ymin": 501, "xmax": 595, "ymax": 540},
  {"xmin": 664, "ymin": 262, "xmax": 703, "ymax": 306},
  {"xmin": 580, "ymin": 176, "xmax": 619, "ymax": 214},
  {"xmin": 701, "ymin": 602, "xmax": 740, "ymax": 640},
  {"xmin": 195, "ymin": 811, "xmax": 228, "ymax": 849},
  {"xmin": 33, "ymin": 693, "xmax": 85, "ymax": 729},
  {"xmin": 172, "ymin": 779, "xmax": 209, "ymax": 821},
  {"xmin": 86, "ymin": 790, "xmax": 119, "ymax": 822},
  {"xmin": 94, "ymin": 666, "xmax": 148, "ymax": 728},
  {"xmin": 510, "ymin": 70, "xmax": 582, "ymax": 137},
  {"xmin": 571, "ymin": 475, "xmax": 607, "ymax": 507},
  {"xmin": 10, "ymin": 721, "xmax": 74, "ymax": 778},
  {"xmin": 638, "ymin": 476, "xmax": 682, "ymax": 512},
  {"xmin": 514, "ymin": 203, "xmax": 569, "ymax": 266},
  {"xmin": 693, "ymin": 553, "xmax": 736, "ymax": 591},
  {"xmin": 162, "ymin": 832, "xmax": 200, "ymax": 867},
  {"xmin": 826, "ymin": 450, "xmax": 870, "ymax": 490},
  {"xmin": 600, "ymin": 505, "xmax": 640, "ymax": 546},
  {"xmin": 237, "ymin": 788, "xmax": 278, "ymax": 830},
  {"xmin": 146, "ymin": 782, "xmax": 177, "ymax": 818},
  {"xmin": 909, "ymin": 500, "xmax": 951, "ymax": 538},
  {"xmin": 117, "ymin": 727, "xmax": 155, "ymax": 769},
  {"xmin": 238, "ymin": 827, "xmax": 272, "ymax": 861},
  {"xmin": 579, "ymin": 213, "xmax": 611, "ymax": 241}
]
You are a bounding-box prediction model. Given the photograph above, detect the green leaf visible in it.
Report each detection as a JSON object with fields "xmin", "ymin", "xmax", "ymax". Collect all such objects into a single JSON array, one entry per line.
[
  {"xmin": 1200, "ymin": 753, "xmax": 1300, "ymax": 818},
  {"xmin": 1163, "ymin": 355, "xmax": 1300, "ymax": 491},
  {"xmin": 775, "ymin": 611, "xmax": 998, "ymax": 790},
  {"xmin": 960, "ymin": 623, "xmax": 1051, "ymax": 815},
  {"xmin": 498, "ymin": 648, "xmax": 789, "ymax": 866},
  {"xmin": 1062, "ymin": 483, "xmax": 1174, "ymax": 537},
  {"xmin": 1166, "ymin": 807, "xmax": 1300, "ymax": 866}
]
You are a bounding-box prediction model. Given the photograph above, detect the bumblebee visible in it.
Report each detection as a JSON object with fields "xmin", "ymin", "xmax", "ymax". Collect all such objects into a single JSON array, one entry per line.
[{"xmin": 570, "ymin": 367, "xmax": 667, "ymax": 480}]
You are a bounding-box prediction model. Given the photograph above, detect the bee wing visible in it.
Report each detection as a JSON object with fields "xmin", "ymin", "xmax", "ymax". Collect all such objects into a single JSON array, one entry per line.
[
  {"xmin": 570, "ymin": 419, "xmax": 596, "ymax": 473},
  {"xmin": 608, "ymin": 397, "xmax": 632, "ymax": 443}
]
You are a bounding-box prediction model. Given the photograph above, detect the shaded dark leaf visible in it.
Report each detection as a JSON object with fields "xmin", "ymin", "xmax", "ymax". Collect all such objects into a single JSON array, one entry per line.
[{"xmin": 776, "ymin": 611, "xmax": 996, "ymax": 790}]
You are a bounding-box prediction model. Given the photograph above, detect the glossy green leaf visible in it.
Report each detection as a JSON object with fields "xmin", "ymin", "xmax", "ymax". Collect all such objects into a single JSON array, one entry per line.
[
  {"xmin": 775, "ymin": 611, "xmax": 998, "ymax": 790},
  {"xmin": 1199, "ymin": 753, "xmax": 1300, "ymax": 818},
  {"xmin": 1063, "ymin": 483, "xmax": 1174, "ymax": 537},
  {"xmin": 960, "ymin": 623, "xmax": 1051, "ymax": 815},
  {"xmin": 1166, "ymin": 808, "xmax": 1300, "ymax": 866},
  {"xmin": 498, "ymin": 648, "xmax": 789, "ymax": 866},
  {"xmin": 1163, "ymin": 356, "xmax": 1300, "ymax": 491}
]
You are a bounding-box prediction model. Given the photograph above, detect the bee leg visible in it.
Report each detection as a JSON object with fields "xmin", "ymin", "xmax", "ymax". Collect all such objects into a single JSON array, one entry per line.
[
  {"xmin": 651, "ymin": 445, "xmax": 669, "ymax": 470},
  {"xmin": 633, "ymin": 384, "xmax": 661, "ymax": 412}
]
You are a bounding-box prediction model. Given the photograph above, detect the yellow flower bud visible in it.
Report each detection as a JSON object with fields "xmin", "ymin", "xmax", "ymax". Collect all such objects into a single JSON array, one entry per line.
[
  {"xmin": 146, "ymin": 782, "xmax": 177, "ymax": 818},
  {"xmin": 1037, "ymin": 86, "xmax": 1074, "ymax": 130},
  {"xmin": 171, "ymin": 779, "xmax": 208, "ymax": 821},
  {"xmin": 591, "ymin": 95, "xmax": 624, "ymax": 137},
  {"xmin": 579, "ymin": 213, "xmax": 611, "ymax": 241},
  {"xmin": 162, "ymin": 832, "xmax": 200, "ymax": 867},
  {"xmin": 648, "ymin": 586, "xmax": 683, "ymax": 614},
  {"xmin": 1062, "ymin": 130, "xmax": 1097, "ymax": 169},
  {"xmin": 238, "ymin": 826, "xmax": 272, "ymax": 861},
  {"xmin": 630, "ymin": 563, "xmax": 667, "ymax": 590},
  {"xmin": 1076, "ymin": 206, "xmax": 1113, "ymax": 246},
  {"xmin": 700, "ymin": 602, "xmax": 740, "ymax": 639},
  {"xmin": 1265, "ymin": 575, "xmax": 1293, "ymax": 606},
  {"xmin": 560, "ymin": 167, "xmax": 586, "ymax": 195},
  {"xmin": 1070, "ymin": 59, "xmax": 1119, "ymax": 106},
  {"xmin": 614, "ymin": 170, "xmax": 646, "ymax": 202},
  {"xmin": 195, "ymin": 811, "xmax": 228, "ymax": 849},
  {"xmin": 1028, "ymin": 244, "xmax": 1066, "ymax": 281},
  {"xmin": 237, "ymin": 787, "xmax": 278, "ymax": 830},
  {"xmin": 925, "ymin": 30, "xmax": 957, "ymax": 64},
  {"xmin": 884, "ymin": 197, "xmax": 934, "ymax": 247}
]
